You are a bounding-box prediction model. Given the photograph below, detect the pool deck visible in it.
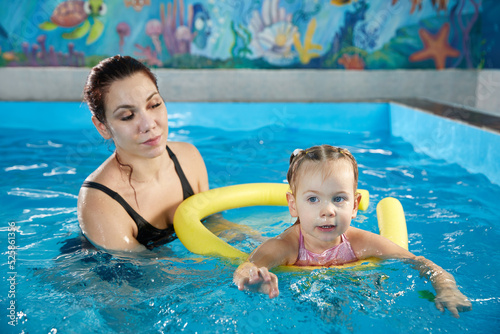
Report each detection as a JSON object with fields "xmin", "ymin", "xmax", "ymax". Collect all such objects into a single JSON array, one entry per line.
[{"xmin": 392, "ymin": 98, "xmax": 500, "ymax": 134}]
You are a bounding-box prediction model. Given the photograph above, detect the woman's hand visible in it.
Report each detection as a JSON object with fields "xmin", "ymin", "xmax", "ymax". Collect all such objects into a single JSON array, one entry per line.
[{"xmin": 233, "ymin": 262, "xmax": 279, "ymax": 298}]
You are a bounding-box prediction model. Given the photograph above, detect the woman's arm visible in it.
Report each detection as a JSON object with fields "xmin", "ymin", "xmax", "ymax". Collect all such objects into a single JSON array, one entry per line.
[
  {"xmin": 203, "ymin": 213, "xmax": 266, "ymax": 243},
  {"xmin": 77, "ymin": 186, "xmax": 147, "ymax": 252},
  {"xmin": 348, "ymin": 227, "xmax": 471, "ymax": 317}
]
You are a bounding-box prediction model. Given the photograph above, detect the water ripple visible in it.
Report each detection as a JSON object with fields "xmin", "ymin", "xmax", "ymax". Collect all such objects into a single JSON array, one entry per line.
[
  {"xmin": 26, "ymin": 140, "xmax": 63, "ymax": 148},
  {"xmin": 7, "ymin": 188, "xmax": 78, "ymax": 199},
  {"xmin": 43, "ymin": 166, "xmax": 77, "ymax": 176},
  {"xmin": 4, "ymin": 163, "xmax": 48, "ymax": 171}
]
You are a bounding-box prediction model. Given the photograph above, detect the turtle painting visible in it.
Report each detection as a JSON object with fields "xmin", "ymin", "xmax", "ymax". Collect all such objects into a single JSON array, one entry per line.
[{"xmin": 39, "ymin": 0, "xmax": 107, "ymax": 45}]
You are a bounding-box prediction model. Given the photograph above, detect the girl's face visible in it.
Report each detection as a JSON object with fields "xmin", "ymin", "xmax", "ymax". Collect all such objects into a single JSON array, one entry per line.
[
  {"xmin": 93, "ymin": 72, "xmax": 168, "ymax": 160},
  {"xmin": 287, "ymin": 160, "xmax": 360, "ymax": 250}
]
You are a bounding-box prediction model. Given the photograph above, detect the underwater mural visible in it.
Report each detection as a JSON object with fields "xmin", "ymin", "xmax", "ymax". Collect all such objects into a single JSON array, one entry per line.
[{"xmin": 0, "ymin": 0, "xmax": 497, "ymax": 69}]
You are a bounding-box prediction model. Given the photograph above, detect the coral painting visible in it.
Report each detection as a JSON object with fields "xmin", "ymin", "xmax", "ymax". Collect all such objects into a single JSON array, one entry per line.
[{"xmin": 0, "ymin": 0, "xmax": 494, "ymax": 69}]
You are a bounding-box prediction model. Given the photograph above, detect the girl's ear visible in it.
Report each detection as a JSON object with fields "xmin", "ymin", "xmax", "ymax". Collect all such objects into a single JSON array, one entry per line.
[
  {"xmin": 91, "ymin": 116, "xmax": 112, "ymax": 140},
  {"xmin": 286, "ymin": 192, "xmax": 298, "ymax": 217},
  {"xmin": 351, "ymin": 192, "xmax": 362, "ymax": 219}
]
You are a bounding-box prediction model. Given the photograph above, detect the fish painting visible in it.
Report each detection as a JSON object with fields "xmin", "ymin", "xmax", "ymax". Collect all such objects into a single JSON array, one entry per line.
[
  {"xmin": 192, "ymin": 3, "xmax": 211, "ymax": 49},
  {"xmin": 39, "ymin": 0, "xmax": 108, "ymax": 45},
  {"xmin": 330, "ymin": 0, "xmax": 358, "ymax": 5}
]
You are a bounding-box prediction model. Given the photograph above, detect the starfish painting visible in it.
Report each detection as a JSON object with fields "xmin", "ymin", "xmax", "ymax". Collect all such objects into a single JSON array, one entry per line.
[
  {"xmin": 338, "ymin": 53, "xmax": 365, "ymax": 69},
  {"xmin": 409, "ymin": 23, "xmax": 460, "ymax": 70}
]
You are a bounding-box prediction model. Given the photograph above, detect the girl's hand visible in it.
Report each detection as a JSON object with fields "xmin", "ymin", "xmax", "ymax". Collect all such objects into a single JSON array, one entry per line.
[
  {"xmin": 233, "ymin": 262, "xmax": 279, "ymax": 298},
  {"xmin": 434, "ymin": 287, "xmax": 472, "ymax": 318},
  {"xmin": 405, "ymin": 256, "xmax": 472, "ymax": 318}
]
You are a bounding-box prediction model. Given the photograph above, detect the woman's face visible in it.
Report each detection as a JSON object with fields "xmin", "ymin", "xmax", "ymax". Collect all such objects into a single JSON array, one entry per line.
[{"xmin": 95, "ymin": 72, "xmax": 168, "ymax": 160}]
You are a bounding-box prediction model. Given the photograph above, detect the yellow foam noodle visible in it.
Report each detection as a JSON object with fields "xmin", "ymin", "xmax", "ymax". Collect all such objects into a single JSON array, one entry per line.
[
  {"xmin": 174, "ymin": 183, "xmax": 373, "ymax": 262},
  {"xmin": 376, "ymin": 197, "xmax": 408, "ymax": 250},
  {"xmin": 174, "ymin": 183, "xmax": 289, "ymax": 259},
  {"xmin": 357, "ymin": 189, "xmax": 369, "ymax": 211}
]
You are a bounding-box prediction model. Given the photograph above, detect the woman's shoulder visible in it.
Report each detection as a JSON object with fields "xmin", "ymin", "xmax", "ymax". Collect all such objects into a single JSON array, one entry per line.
[
  {"xmin": 77, "ymin": 155, "xmax": 137, "ymax": 239},
  {"xmin": 168, "ymin": 141, "xmax": 201, "ymax": 159},
  {"xmin": 84, "ymin": 154, "xmax": 118, "ymax": 184},
  {"xmin": 168, "ymin": 141, "xmax": 208, "ymax": 192},
  {"xmin": 78, "ymin": 157, "xmax": 119, "ymax": 205}
]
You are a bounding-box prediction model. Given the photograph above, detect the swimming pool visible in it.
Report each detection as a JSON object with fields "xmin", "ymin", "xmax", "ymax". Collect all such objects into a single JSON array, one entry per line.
[{"xmin": 1, "ymin": 101, "xmax": 499, "ymax": 333}]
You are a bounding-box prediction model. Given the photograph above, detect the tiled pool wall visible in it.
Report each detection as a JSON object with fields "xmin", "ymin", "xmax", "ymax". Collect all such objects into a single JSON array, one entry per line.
[
  {"xmin": 390, "ymin": 102, "xmax": 500, "ymax": 185},
  {"xmin": 166, "ymin": 102, "xmax": 390, "ymax": 133},
  {"xmin": 1, "ymin": 101, "xmax": 499, "ymax": 185}
]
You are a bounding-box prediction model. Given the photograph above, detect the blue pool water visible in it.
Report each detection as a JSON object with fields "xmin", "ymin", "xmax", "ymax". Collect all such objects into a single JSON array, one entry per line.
[{"xmin": 1, "ymin": 102, "xmax": 499, "ymax": 333}]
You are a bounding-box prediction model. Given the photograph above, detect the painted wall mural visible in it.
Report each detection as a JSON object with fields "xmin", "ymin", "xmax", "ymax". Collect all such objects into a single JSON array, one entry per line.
[{"xmin": 0, "ymin": 0, "xmax": 498, "ymax": 69}]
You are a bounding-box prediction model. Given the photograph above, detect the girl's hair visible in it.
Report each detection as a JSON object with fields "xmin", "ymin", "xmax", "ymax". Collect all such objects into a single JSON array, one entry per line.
[
  {"xmin": 287, "ymin": 144, "xmax": 358, "ymax": 194},
  {"xmin": 83, "ymin": 55, "xmax": 158, "ymax": 124}
]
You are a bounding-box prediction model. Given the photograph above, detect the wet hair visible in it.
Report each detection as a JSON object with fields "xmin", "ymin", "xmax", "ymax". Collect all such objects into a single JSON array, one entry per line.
[
  {"xmin": 83, "ymin": 55, "xmax": 158, "ymax": 124},
  {"xmin": 287, "ymin": 144, "xmax": 358, "ymax": 194}
]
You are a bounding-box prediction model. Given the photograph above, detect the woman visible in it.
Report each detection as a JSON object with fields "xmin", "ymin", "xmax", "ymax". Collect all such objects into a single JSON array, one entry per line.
[{"xmin": 78, "ymin": 55, "xmax": 208, "ymax": 251}]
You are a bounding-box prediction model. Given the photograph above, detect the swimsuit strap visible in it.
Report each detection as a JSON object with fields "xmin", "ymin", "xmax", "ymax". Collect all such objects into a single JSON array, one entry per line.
[
  {"xmin": 81, "ymin": 180, "xmax": 175, "ymax": 249},
  {"xmin": 166, "ymin": 146, "xmax": 195, "ymax": 200},
  {"xmin": 81, "ymin": 146, "xmax": 194, "ymax": 216},
  {"xmin": 299, "ymin": 228, "xmax": 304, "ymax": 249},
  {"xmin": 81, "ymin": 181, "xmax": 150, "ymax": 226},
  {"xmin": 80, "ymin": 146, "xmax": 194, "ymax": 249}
]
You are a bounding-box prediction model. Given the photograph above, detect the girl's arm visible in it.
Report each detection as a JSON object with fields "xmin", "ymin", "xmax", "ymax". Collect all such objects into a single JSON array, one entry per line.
[
  {"xmin": 405, "ymin": 255, "xmax": 471, "ymax": 318},
  {"xmin": 233, "ymin": 226, "xmax": 299, "ymax": 298},
  {"xmin": 348, "ymin": 227, "xmax": 471, "ymax": 318}
]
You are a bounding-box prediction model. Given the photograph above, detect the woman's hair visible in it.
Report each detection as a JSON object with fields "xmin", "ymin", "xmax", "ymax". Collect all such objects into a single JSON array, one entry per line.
[
  {"xmin": 287, "ymin": 144, "xmax": 358, "ymax": 194},
  {"xmin": 83, "ymin": 55, "xmax": 158, "ymax": 124},
  {"xmin": 83, "ymin": 55, "xmax": 158, "ymax": 209}
]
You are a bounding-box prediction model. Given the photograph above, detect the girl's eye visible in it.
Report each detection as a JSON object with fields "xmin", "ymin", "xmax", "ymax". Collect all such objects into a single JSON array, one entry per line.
[
  {"xmin": 333, "ymin": 196, "xmax": 346, "ymax": 203},
  {"xmin": 307, "ymin": 196, "xmax": 319, "ymax": 203}
]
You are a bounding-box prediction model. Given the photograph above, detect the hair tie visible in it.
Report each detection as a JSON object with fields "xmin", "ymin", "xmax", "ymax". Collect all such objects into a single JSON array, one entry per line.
[{"xmin": 292, "ymin": 148, "xmax": 303, "ymax": 156}]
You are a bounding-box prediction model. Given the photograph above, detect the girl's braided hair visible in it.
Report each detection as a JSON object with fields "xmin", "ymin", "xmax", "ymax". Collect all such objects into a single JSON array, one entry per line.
[{"xmin": 287, "ymin": 145, "xmax": 358, "ymax": 194}]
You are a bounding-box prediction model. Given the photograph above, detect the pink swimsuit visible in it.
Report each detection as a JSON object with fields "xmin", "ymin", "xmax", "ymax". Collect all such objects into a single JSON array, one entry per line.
[{"xmin": 294, "ymin": 229, "xmax": 358, "ymax": 266}]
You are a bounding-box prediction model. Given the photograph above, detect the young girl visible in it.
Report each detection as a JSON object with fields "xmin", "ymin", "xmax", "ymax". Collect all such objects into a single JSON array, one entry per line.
[{"xmin": 233, "ymin": 145, "xmax": 471, "ymax": 318}]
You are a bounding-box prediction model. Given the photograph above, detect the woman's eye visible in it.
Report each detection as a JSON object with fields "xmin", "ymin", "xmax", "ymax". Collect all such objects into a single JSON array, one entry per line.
[
  {"xmin": 307, "ymin": 197, "xmax": 319, "ymax": 203},
  {"xmin": 151, "ymin": 102, "xmax": 162, "ymax": 109},
  {"xmin": 121, "ymin": 113, "xmax": 134, "ymax": 121}
]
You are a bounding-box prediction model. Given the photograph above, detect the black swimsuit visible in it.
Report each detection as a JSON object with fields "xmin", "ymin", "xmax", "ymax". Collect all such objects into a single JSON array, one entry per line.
[{"xmin": 82, "ymin": 146, "xmax": 195, "ymax": 250}]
